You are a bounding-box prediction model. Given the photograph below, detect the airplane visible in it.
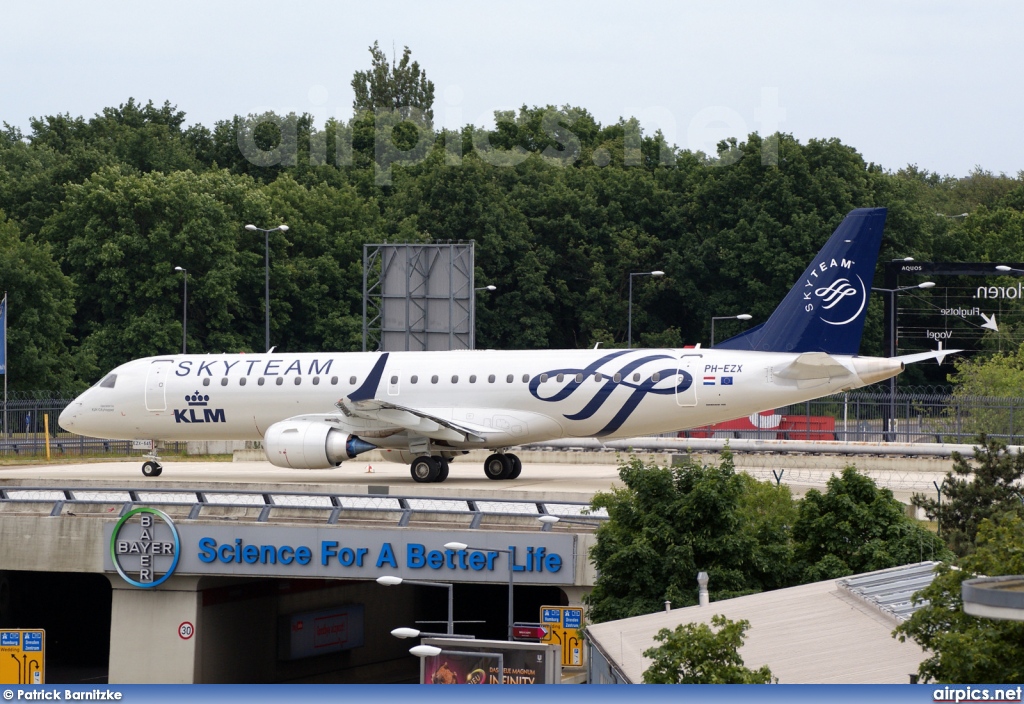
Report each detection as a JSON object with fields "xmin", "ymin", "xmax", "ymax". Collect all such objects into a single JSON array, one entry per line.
[{"xmin": 58, "ymin": 207, "xmax": 955, "ymax": 482}]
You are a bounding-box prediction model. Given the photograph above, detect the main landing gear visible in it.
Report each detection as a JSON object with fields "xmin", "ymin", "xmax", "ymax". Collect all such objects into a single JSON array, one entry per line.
[
  {"xmin": 484, "ymin": 453, "xmax": 522, "ymax": 481},
  {"xmin": 409, "ymin": 456, "xmax": 451, "ymax": 483},
  {"xmin": 407, "ymin": 452, "xmax": 522, "ymax": 482}
]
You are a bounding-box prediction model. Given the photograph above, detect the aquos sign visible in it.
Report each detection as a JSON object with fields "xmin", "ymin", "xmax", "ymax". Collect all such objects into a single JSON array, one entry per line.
[{"xmin": 104, "ymin": 516, "xmax": 576, "ymax": 587}]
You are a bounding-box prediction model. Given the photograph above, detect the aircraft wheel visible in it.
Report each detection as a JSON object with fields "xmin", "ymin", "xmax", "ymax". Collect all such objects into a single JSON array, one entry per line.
[
  {"xmin": 142, "ymin": 461, "xmax": 163, "ymax": 477},
  {"xmin": 484, "ymin": 453, "xmax": 512, "ymax": 480},
  {"xmin": 508, "ymin": 454, "xmax": 522, "ymax": 480},
  {"xmin": 410, "ymin": 456, "xmax": 440, "ymax": 483},
  {"xmin": 435, "ymin": 458, "xmax": 450, "ymax": 482}
]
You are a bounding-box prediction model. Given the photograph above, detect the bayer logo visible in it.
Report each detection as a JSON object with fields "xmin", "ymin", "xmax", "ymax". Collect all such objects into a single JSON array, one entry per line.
[{"xmin": 110, "ymin": 507, "xmax": 181, "ymax": 588}]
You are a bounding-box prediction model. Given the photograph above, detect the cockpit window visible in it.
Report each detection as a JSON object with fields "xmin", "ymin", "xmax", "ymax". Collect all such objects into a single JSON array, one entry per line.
[{"xmin": 99, "ymin": 374, "xmax": 117, "ymax": 388}]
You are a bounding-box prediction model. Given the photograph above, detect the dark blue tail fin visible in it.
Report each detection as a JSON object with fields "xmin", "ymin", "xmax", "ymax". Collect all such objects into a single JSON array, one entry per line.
[{"xmin": 716, "ymin": 208, "xmax": 886, "ymax": 355}]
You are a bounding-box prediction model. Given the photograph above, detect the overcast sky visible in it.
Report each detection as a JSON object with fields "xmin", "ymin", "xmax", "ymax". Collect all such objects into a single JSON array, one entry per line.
[{"xmin": 3, "ymin": 1, "xmax": 1020, "ymax": 178}]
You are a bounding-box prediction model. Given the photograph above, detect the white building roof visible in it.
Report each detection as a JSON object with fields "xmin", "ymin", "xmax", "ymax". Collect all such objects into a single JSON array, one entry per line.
[{"xmin": 586, "ymin": 562, "xmax": 937, "ymax": 684}]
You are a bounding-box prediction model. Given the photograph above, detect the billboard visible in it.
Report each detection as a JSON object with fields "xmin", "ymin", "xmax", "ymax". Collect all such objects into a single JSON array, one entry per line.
[
  {"xmin": 421, "ymin": 638, "xmax": 561, "ymax": 684},
  {"xmin": 277, "ymin": 605, "xmax": 365, "ymax": 660}
]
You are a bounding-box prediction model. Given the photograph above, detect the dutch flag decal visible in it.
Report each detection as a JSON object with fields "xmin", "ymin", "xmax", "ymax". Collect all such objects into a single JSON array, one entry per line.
[{"xmin": 703, "ymin": 376, "xmax": 716, "ymax": 386}]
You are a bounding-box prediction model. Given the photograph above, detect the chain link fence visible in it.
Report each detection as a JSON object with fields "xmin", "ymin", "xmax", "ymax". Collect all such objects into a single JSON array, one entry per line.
[{"xmin": 1, "ymin": 384, "xmax": 1021, "ymax": 460}]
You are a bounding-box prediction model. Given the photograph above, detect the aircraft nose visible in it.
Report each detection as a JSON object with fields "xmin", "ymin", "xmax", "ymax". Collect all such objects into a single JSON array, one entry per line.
[{"xmin": 58, "ymin": 400, "xmax": 79, "ymax": 431}]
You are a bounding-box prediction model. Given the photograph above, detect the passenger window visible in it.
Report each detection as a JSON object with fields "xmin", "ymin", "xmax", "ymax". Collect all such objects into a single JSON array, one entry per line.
[
  {"xmin": 575, "ymin": 373, "xmax": 583, "ymax": 383},
  {"xmin": 506, "ymin": 374, "xmax": 513, "ymax": 383},
  {"xmin": 294, "ymin": 377, "xmax": 301, "ymax": 385},
  {"xmin": 595, "ymin": 373, "xmax": 603, "ymax": 382},
  {"xmin": 452, "ymin": 375, "xmax": 459, "ymax": 383},
  {"xmin": 652, "ymin": 373, "xmax": 661, "ymax": 382},
  {"xmin": 202, "ymin": 378, "xmax": 211, "ymax": 387},
  {"xmin": 431, "ymin": 375, "xmax": 439, "ymax": 384},
  {"xmin": 390, "ymin": 375, "xmax": 398, "ymax": 384},
  {"xmin": 613, "ymin": 373, "xmax": 621, "ymax": 383},
  {"xmin": 99, "ymin": 374, "xmax": 117, "ymax": 388},
  {"xmin": 349, "ymin": 376, "xmax": 357, "ymax": 385},
  {"xmin": 469, "ymin": 375, "xmax": 477, "ymax": 383},
  {"xmin": 220, "ymin": 378, "xmax": 228, "ymax": 386},
  {"xmin": 488, "ymin": 374, "xmax": 496, "ymax": 383},
  {"xmin": 540, "ymin": 374, "xmax": 548, "ymax": 383},
  {"xmin": 276, "ymin": 377, "xmax": 284, "ymax": 386},
  {"xmin": 522, "ymin": 374, "xmax": 529, "ymax": 383},
  {"xmin": 556, "ymin": 373, "xmax": 564, "ymax": 382},
  {"xmin": 239, "ymin": 378, "xmax": 247, "ymax": 386},
  {"xmin": 258, "ymin": 377, "xmax": 265, "ymax": 386},
  {"xmin": 331, "ymin": 376, "xmax": 338, "ymax": 385},
  {"xmin": 411, "ymin": 375, "xmax": 418, "ymax": 384},
  {"xmin": 312, "ymin": 377, "xmax": 319, "ymax": 385},
  {"xmin": 633, "ymin": 373, "xmax": 640, "ymax": 382}
]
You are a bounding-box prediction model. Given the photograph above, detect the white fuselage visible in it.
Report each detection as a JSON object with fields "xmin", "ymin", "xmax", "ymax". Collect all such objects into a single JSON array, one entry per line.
[{"xmin": 59, "ymin": 347, "xmax": 901, "ymax": 451}]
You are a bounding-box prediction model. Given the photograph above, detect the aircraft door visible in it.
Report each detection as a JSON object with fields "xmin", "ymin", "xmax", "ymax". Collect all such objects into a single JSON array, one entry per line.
[
  {"xmin": 676, "ymin": 354, "xmax": 700, "ymax": 407},
  {"xmin": 145, "ymin": 360, "xmax": 173, "ymax": 411}
]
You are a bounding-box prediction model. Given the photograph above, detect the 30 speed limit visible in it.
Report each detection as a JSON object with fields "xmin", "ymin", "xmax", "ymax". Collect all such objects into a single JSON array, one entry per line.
[{"xmin": 178, "ymin": 621, "xmax": 195, "ymax": 640}]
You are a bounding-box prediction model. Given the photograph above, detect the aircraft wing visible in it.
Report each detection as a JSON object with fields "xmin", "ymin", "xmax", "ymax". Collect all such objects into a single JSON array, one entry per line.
[{"xmin": 336, "ymin": 397, "xmax": 491, "ymax": 444}]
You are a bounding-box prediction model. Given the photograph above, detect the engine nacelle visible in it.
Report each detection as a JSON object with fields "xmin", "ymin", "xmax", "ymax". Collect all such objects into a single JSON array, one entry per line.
[{"xmin": 263, "ymin": 421, "xmax": 376, "ymax": 469}]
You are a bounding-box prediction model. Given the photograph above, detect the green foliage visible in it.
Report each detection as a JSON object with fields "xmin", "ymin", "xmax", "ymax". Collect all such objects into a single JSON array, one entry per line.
[
  {"xmin": 0, "ymin": 211, "xmax": 91, "ymax": 391},
  {"xmin": 894, "ymin": 513, "xmax": 1024, "ymax": 683},
  {"xmin": 946, "ymin": 344, "xmax": 1024, "ymax": 438},
  {"xmin": 912, "ymin": 435, "xmax": 1024, "ymax": 557},
  {"xmin": 584, "ymin": 453, "xmax": 798, "ymax": 623},
  {"xmin": 642, "ymin": 614, "xmax": 776, "ymax": 684},
  {"xmin": 792, "ymin": 467, "xmax": 951, "ymax": 581},
  {"xmin": 351, "ymin": 42, "xmax": 435, "ymax": 123}
]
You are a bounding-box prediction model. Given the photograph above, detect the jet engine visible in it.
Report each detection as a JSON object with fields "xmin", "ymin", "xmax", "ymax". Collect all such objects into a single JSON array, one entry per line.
[{"xmin": 263, "ymin": 421, "xmax": 376, "ymax": 469}]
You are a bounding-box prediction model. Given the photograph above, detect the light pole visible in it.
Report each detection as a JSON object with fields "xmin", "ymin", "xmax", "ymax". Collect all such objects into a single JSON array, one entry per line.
[
  {"xmin": 873, "ymin": 281, "xmax": 936, "ymax": 439},
  {"xmin": 244, "ymin": 224, "xmax": 289, "ymax": 352},
  {"xmin": 444, "ymin": 541, "xmax": 514, "ymax": 640},
  {"xmin": 536, "ymin": 515, "xmax": 604, "ymax": 532},
  {"xmin": 377, "ymin": 575, "xmax": 455, "ymax": 636},
  {"xmin": 173, "ymin": 267, "xmax": 188, "ymax": 354},
  {"xmin": 628, "ymin": 270, "xmax": 665, "ymax": 349},
  {"xmin": 710, "ymin": 314, "xmax": 752, "ymax": 348}
]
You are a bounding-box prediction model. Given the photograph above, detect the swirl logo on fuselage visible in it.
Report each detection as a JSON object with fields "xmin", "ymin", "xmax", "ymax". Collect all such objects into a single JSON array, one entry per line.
[{"xmin": 529, "ymin": 350, "xmax": 692, "ymax": 437}]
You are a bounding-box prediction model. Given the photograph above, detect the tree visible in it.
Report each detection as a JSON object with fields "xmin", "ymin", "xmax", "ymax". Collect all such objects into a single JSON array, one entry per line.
[
  {"xmin": 793, "ymin": 467, "xmax": 950, "ymax": 582},
  {"xmin": 351, "ymin": 42, "xmax": 435, "ymax": 123},
  {"xmin": 912, "ymin": 435, "xmax": 1024, "ymax": 557},
  {"xmin": 894, "ymin": 513, "xmax": 1024, "ymax": 683},
  {"xmin": 642, "ymin": 614, "xmax": 776, "ymax": 684},
  {"xmin": 947, "ymin": 344, "xmax": 1024, "ymax": 438},
  {"xmin": 584, "ymin": 453, "xmax": 796, "ymax": 623}
]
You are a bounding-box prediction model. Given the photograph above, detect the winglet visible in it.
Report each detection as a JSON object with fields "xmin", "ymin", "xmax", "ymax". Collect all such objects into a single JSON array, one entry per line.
[{"xmin": 349, "ymin": 353, "xmax": 389, "ymax": 402}]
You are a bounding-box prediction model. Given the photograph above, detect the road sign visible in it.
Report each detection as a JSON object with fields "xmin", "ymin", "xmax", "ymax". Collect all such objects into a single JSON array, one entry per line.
[
  {"xmin": 0, "ymin": 630, "xmax": 45, "ymax": 684},
  {"xmin": 512, "ymin": 623, "xmax": 548, "ymax": 641},
  {"xmin": 540, "ymin": 606, "xmax": 585, "ymax": 667},
  {"xmin": 178, "ymin": 621, "xmax": 195, "ymax": 640}
]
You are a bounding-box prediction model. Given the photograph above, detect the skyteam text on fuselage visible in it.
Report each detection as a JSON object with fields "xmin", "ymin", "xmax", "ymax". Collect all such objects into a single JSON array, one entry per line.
[{"xmin": 59, "ymin": 208, "xmax": 956, "ymax": 482}]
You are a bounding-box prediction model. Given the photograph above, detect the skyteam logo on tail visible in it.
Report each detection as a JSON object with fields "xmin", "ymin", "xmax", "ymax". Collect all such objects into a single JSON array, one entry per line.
[
  {"xmin": 530, "ymin": 350, "xmax": 691, "ymax": 436},
  {"xmin": 804, "ymin": 258, "xmax": 867, "ymax": 326}
]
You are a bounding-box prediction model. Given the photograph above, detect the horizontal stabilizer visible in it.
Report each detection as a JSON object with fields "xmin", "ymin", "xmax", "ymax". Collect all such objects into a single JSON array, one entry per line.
[{"xmin": 774, "ymin": 352, "xmax": 852, "ymax": 381}]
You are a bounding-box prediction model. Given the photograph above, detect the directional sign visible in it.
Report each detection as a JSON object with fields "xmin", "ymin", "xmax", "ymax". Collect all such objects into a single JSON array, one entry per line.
[
  {"xmin": 512, "ymin": 623, "xmax": 548, "ymax": 641},
  {"xmin": 540, "ymin": 606, "xmax": 585, "ymax": 667},
  {"xmin": 0, "ymin": 630, "xmax": 45, "ymax": 684}
]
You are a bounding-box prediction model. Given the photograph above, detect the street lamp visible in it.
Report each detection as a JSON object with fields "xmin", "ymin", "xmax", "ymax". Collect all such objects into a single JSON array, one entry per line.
[
  {"xmin": 475, "ymin": 285, "xmax": 497, "ymax": 292},
  {"xmin": 377, "ymin": 575, "xmax": 455, "ymax": 636},
  {"xmin": 996, "ymin": 266, "xmax": 1024, "ymax": 275},
  {"xmin": 173, "ymin": 266, "xmax": 188, "ymax": 354},
  {"xmin": 628, "ymin": 270, "xmax": 665, "ymax": 349},
  {"xmin": 710, "ymin": 314, "xmax": 752, "ymax": 348},
  {"xmin": 873, "ymin": 281, "xmax": 936, "ymax": 439},
  {"xmin": 244, "ymin": 223, "xmax": 289, "ymax": 352},
  {"xmin": 444, "ymin": 541, "xmax": 515, "ymax": 640},
  {"xmin": 536, "ymin": 515, "xmax": 603, "ymax": 532}
]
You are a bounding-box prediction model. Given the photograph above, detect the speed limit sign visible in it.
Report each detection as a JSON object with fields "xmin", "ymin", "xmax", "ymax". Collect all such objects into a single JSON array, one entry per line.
[{"xmin": 178, "ymin": 621, "xmax": 195, "ymax": 640}]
